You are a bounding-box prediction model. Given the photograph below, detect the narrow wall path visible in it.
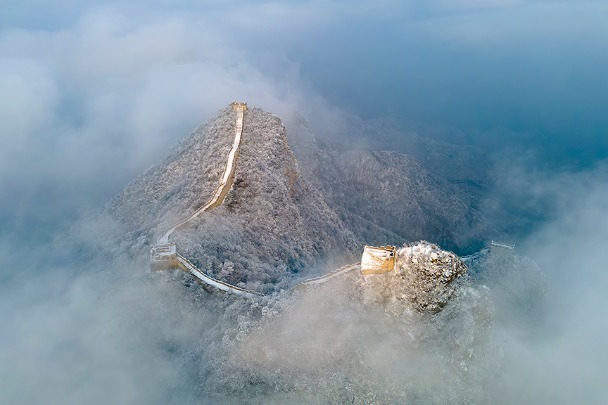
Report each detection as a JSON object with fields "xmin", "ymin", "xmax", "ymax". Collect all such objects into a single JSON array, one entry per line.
[
  {"xmin": 151, "ymin": 103, "xmax": 358, "ymax": 297},
  {"xmin": 158, "ymin": 104, "xmax": 246, "ymax": 245}
]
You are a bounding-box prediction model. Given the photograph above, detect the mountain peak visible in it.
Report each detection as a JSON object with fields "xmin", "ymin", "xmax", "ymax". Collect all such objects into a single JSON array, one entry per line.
[{"xmin": 108, "ymin": 104, "xmax": 360, "ymax": 292}]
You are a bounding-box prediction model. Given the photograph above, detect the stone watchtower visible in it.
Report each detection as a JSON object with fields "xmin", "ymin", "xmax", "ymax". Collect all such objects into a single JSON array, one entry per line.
[
  {"xmin": 231, "ymin": 101, "xmax": 248, "ymax": 111},
  {"xmin": 360, "ymin": 245, "xmax": 396, "ymax": 275},
  {"xmin": 150, "ymin": 242, "xmax": 178, "ymax": 271}
]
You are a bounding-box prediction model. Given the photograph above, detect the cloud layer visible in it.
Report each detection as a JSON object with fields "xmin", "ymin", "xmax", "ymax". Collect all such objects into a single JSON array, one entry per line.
[{"xmin": 2, "ymin": 164, "xmax": 607, "ymax": 403}]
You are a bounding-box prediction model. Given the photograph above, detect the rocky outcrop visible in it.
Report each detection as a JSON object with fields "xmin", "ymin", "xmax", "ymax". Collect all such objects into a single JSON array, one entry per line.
[{"xmin": 359, "ymin": 241, "xmax": 467, "ymax": 314}]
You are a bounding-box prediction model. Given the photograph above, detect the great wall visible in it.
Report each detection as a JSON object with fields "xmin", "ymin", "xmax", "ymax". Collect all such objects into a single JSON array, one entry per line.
[
  {"xmin": 149, "ymin": 102, "xmax": 409, "ymax": 298},
  {"xmin": 150, "ymin": 102, "xmax": 263, "ymax": 298}
]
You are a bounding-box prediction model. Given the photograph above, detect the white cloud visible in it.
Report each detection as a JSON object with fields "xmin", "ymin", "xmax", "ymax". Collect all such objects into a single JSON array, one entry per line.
[
  {"xmin": 0, "ymin": 59, "xmax": 57, "ymax": 155},
  {"xmin": 496, "ymin": 164, "xmax": 608, "ymax": 403},
  {"xmin": 415, "ymin": 1, "xmax": 608, "ymax": 47},
  {"xmin": 0, "ymin": 5, "xmax": 335, "ymax": 225}
]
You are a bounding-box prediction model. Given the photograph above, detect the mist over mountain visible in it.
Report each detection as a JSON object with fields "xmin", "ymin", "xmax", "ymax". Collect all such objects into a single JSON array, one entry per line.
[
  {"xmin": 2, "ymin": 1, "xmax": 608, "ymax": 404},
  {"xmin": 289, "ymin": 118, "xmax": 495, "ymax": 253},
  {"xmin": 3, "ymin": 101, "xmax": 607, "ymax": 404},
  {"xmin": 65, "ymin": 104, "xmax": 548, "ymax": 403},
  {"xmin": 108, "ymin": 104, "xmax": 502, "ymax": 292},
  {"xmin": 108, "ymin": 106, "xmax": 361, "ymax": 290}
]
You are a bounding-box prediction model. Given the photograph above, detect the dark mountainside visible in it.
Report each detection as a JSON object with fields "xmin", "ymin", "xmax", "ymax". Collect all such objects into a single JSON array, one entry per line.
[
  {"xmin": 288, "ymin": 116, "xmax": 496, "ymax": 254},
  {"xmin": 341, "ymin": 115, "xmax": 492, "ymax": 186},
  {"xmin": 291, "ymin": 115, "xmax": 549, "ymax": 247},
  {"xmin": 108, "ymin": 104, "xmax": 494, "ymax": 289}
]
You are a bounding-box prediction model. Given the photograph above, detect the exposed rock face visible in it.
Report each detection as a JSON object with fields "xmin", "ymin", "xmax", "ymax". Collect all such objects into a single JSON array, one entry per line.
[
  {"xmin": 359, "ymin": 241, "xmax": 467, "ymax": 314},
  {"xmin": 396, "ymin": 242, "xmax": 468, "ymax": 312}
]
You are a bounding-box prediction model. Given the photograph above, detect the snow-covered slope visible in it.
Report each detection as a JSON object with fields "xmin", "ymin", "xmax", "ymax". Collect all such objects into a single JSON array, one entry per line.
[
  {"xmin": 108, "ymin": 103, "xmax": 500, "ymax": 291},
  {"xmin": 107, "ymin": 105, "xmax": 361, "ymax": 292}
]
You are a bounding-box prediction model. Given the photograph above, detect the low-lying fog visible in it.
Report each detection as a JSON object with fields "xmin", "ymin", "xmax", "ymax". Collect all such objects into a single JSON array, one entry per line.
[{"xmin": 1, "ymin": 164, "xmax": 607, "ymax": 404}]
